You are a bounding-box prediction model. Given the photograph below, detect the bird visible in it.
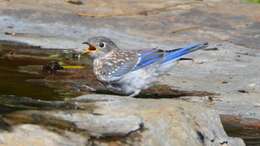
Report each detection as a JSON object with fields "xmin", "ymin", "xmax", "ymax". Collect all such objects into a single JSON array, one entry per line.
[{"xmin": 78, "ymin": 36, "xmax": 208, "ymax": 97}]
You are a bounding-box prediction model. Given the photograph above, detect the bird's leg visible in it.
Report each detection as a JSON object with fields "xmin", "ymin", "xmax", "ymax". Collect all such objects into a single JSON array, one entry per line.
[
  {"xmin": 81, "ymin": 85, "xmax": 96, "ymax": 92},
  {"xmin": 129, "ymin": 90, "xmax": 141, "ymax": 97},
  {"xmin": 106, "ymin": 84, "xmax": 123, "ymax": 93}
]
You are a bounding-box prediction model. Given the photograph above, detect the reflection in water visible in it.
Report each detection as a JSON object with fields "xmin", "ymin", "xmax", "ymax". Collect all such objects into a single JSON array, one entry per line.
[{"xmin": 0, "ymin": 59, "xmax": 76, "ymax": 100}]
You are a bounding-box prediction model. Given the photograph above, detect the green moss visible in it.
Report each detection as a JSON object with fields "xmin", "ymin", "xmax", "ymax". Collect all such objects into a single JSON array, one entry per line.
[{"xmin": 245, "ymin": 0, "xmax": 260, "ymax": 3}]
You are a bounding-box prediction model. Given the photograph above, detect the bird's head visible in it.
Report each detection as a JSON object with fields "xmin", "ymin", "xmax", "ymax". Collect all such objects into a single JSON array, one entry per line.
[{"xmin": 80, "ymin": 36, "xmax": 119, "ymax": 59}]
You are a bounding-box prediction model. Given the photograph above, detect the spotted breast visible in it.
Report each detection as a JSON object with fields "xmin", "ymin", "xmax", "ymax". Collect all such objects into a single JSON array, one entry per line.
[{"xmin": 93, "ymin": 50, "xmax": 139, "ymax": 82}]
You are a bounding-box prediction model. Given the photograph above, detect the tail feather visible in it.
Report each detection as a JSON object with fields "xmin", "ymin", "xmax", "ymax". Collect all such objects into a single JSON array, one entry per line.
[{"xmin": 162, "ymin": 42, "xmax": 208, "ymax": 63}]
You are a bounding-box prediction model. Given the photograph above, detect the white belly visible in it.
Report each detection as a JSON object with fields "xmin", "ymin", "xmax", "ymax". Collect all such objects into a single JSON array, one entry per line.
[{"xmin": 118, "ymin": 68, "xmax": 157, "ymax": 94}]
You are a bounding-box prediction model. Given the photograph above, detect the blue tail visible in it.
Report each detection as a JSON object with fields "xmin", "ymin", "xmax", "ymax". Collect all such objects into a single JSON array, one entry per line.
[{"xmin": 162, "ymin": 42, "xmax": 208, "ymax": 63}]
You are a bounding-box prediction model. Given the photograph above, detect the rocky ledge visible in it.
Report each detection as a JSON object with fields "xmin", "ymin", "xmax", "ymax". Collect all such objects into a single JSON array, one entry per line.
[{"xmin": 0, "ymin": 95, "xmax": 244, "ymax": 146}]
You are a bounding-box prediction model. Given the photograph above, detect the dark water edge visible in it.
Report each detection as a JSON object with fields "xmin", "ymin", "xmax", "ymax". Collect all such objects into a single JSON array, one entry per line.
[
  {"xmin": 222, "ymin": 115, "xmax": 260, "ymax": 146},
  {"xmin": 224, "ymin": 126, "xmax": 260, "ymax": 146}
]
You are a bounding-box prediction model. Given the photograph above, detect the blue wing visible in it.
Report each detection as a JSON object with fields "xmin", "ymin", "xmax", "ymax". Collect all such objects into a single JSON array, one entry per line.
[
  {"xmin": 133, "ymin": 42, "xmax": 208, "ymax": 70},
  {"xmin": 162, "ymin": 43, "xmax": 208, "ymax": 63},
  {"xmin": 133, "ymin": 48, "xmax": 164, "ymax": 70}
]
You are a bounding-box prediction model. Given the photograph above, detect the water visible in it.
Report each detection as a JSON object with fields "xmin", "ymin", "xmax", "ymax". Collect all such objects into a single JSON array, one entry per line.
[
  {"xmin": 0, "ymin": 60, "xmax": 63, "ymax": 99},
  {"xmin": 0, "ymin": 44, "xmax": 80, "ymax": 100},
  {"xmin": 223, "ymin": 121, "xmax": 260, "ymax": 146}
]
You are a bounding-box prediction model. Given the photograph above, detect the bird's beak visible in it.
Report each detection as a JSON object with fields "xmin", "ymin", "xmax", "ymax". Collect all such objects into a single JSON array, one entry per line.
[{"xmin": 82, "ymin": 42, "xmax": 97, "ymax": 54}]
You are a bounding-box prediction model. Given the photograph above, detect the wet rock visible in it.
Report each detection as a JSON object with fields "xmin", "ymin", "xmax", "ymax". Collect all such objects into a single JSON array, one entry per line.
[{"xmin": 0, "ymin": 95, "xmax": 244, "ymax": 146}]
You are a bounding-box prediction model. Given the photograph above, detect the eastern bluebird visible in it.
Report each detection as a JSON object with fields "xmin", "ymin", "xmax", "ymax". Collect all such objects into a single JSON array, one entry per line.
[{"xmin": 78, "ymin": 36, "xmax": 208, "ymax": 96}]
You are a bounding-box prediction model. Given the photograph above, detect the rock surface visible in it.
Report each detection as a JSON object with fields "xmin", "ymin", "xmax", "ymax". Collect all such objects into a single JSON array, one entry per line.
[{"xmin": 0, "ymin": 95, "xmax": 244, "ymax": 146}]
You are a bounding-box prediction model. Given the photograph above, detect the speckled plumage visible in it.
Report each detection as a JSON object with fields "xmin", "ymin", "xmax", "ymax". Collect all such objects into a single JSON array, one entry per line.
[
  {"xmin": 93, "ymin": 49, "xmax": 138, "ymax": 82},
  {"xmin": 80, "ymin": 36, "xmax": 208, "ymax": 96}
]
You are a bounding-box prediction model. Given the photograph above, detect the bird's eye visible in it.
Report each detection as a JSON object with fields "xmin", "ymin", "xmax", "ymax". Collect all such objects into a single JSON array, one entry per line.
[{"xmin": 99, "ymin": 42, "xmax": 105, "ymax": 48}]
